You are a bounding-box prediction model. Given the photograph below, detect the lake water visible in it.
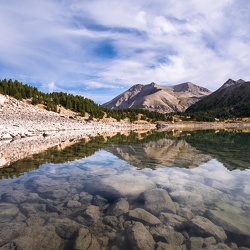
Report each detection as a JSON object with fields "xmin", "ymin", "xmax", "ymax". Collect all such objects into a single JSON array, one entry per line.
[{"xmin": 0, "ymin": 130, "xmax": 250, "ymax": 250}]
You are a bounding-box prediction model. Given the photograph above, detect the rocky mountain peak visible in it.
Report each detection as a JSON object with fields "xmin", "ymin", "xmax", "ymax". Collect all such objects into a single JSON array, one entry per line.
[
  {"xmin": 221, "ymin": 78, "xmax": 237, "ymax": 89},
  {"xmin": 103, "ymin": 81, "xmax": 211, "ymax": 113},
  {"xmin": 236, "ymin": 79, "xmax": 245, "ymax": 83},
  {"xmin": 173, "ymin": 82, "xmax": 210, "ymax": 95}
]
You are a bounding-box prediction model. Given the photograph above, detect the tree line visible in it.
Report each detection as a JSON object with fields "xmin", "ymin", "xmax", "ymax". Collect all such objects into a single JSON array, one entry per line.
[
  {"xmin": 2, "ymin": 78, "xmax": 247, "ymax": 122},
  {"xmin": 0, "ymin": 78, "xmax": 171, "ymax": 122}
]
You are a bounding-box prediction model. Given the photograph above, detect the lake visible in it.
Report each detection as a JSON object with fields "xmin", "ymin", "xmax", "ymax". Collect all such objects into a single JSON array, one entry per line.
[{"xmin": 0, "ymin": 129, "xmax": 250, "ymax": 249}]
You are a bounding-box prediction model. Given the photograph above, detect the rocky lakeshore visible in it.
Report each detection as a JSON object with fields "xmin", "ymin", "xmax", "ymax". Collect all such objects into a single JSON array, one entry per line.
[
  {"xmin": 0, "ymin": 94, "xmax": 155, "ymax": 139},
  {"xmin": 0, "ymin": 94, "xmax": 155, "ymax": 167}
]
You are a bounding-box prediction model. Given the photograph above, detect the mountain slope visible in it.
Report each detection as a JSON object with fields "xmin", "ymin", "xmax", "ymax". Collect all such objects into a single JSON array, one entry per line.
[
  {"xmin": 186, "ymin": 79, "xmax": 250, "ymax": 117},
  {"xmin": 103, "ymin": 82, "xmax": 211, "ymax": 113}
]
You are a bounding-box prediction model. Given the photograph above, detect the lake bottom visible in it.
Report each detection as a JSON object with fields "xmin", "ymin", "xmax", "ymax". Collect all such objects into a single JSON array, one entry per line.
[{"xmin": 0, "ymin": 148, "xmax": 250, "ymax": 250}]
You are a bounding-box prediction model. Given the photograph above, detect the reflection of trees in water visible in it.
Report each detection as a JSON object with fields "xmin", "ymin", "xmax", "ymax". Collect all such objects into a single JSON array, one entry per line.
[
  {"xmin": 0, "ymin": 131, "xmax": 168, "ymax": 179},
  {"xmin": 185, "ymin": 130, "xmax": 250, "ymax": 170},
  {"xmin": 1, "ymin": 130, "xmax": 249, "ymax": 179}
]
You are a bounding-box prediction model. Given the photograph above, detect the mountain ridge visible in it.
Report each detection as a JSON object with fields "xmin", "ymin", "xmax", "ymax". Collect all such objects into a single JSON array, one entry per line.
[
  {"xmin": 103, "ymin": 82, "xmax": 211, "ymax": 113},
  {"xmin": 186, "ymin": 78, "xmax": 250, "ymax": 117}
]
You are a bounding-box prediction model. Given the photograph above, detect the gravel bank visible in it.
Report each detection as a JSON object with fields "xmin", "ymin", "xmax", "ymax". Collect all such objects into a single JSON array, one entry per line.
[{"xmin": 0, "ymin": 94, "xmax": 155, "ymax": 167}]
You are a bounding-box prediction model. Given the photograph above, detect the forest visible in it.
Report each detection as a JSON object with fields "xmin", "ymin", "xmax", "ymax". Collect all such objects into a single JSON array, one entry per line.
[
  {"xmin": 1, "ymin": 78, "xmax": 248, "ymax": 122},
  {"xmin": 0, "ymin": 78, "xmax": 169, "ymax": 122}
]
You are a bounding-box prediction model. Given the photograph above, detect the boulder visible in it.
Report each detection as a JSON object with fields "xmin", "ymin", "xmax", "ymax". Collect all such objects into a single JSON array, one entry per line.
[
  {"xmin": 143, "ymin": 188, "xmax": 176, "ymax": 215},
  {"xmin": 159, "ymin": 213, "xmax": 186, "ymax": 230},
  {"xmin": 205, "ymin": 209, "xmax": 250, "ymax": 247},
  {"xmin": 92, "ymin": 195, "xmax": 109, "ymax": 210},
  {"xmin": 169, "ymin": 180, "xmax": 229, "ymax": 206},
  {"xmin": 126, "ymin": 222, "xmax": 155, "ymax": 250},
  {"xmin": 128, "ymin": 208, "xmax": 161, "ymax": 225},
  {"xmin": 170, "ymin": 191, "xmax": 204, "ymax": 211},
  {"xmin": 0, "ymin": 203, "xmax": 20, "ymax": 223},
  {"xmin": 15, "ymin": 226, "xmax": 63, "ymax": 250},
  {"xmin": 103, "ymin": 216, "xmax": 119, "ymax": 227},
  {"xmin": 79, "ymin": 192, "xmax": 93, "ymax": 205},
  {"xmin": 189, "ymin": 216, "xmax": 227, "ymax": 242},
  {"xmin": 74, "ymin": 227, "xmax": 101, "ymax": 250},
  {"xmin": 0, "ymin": 223, "xmax": 27, "ymax": 246},
  {"xmin": 188, "ymin": 237, "xmax": 204, "ymax": 250},
  {"xmin": 1, "ymin": 190, "xmax": 29, "ymax": 203},
  {"xmin": 52, "ymin": 190, "xmax": 68, "ymax": 200},
  {"xmin": 67, "ymin": 200, "xmax": 82, "ymax": 208},
  {"xmin": 107, "ymin": 198, "xmax": 129, "ymax": 216},
  {"xmin": 150, "ymin": 227, "xmax": 184, "ymax": 245},
  {"xmin": 86, "ymin": 173, "xmax": 156, "ymax": 199},
  {"xmin": 178, "ymin": 207, "xmax": 194, "ymax": 220},
  {"xmin": 26, "ymin": 216, "xmax": 45, "ymax": 227},
  {"xmin": 19, "ymin": 203, "xmax": 46, "ymax": 217},
  {"xmin": 203, "ymin": 237, "xmax": 216, "ymax": 247},
  {"xmin": 156, "ymin": 242, "xmax": 183, "ymax": 250},
  {"xmin": 85, "ymin": 205, "xmax": 100, "ymax": 222}
]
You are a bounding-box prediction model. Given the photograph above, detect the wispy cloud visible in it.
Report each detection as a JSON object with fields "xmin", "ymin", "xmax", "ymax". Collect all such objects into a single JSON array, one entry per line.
[{"xmin": 0, "ymin": 0, "xmax": 249, "ymax": 103}]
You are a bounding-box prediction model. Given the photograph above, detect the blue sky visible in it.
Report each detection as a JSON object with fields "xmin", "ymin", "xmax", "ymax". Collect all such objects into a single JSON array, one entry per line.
[{"xmin": 0, "ymin": 0, "xmax": 249, "ymax": 104}]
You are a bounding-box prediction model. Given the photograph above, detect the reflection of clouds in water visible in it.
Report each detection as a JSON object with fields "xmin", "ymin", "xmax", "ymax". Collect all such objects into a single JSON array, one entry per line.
[{"xmin": 49, "ymin": 165, "xmax": 57, "ymax": 174}]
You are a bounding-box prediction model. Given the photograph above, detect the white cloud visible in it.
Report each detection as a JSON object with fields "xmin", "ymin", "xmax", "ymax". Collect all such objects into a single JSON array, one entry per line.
[{"xmin": 0, "ymin": 0, "xmax": 249, "ymax": 103}]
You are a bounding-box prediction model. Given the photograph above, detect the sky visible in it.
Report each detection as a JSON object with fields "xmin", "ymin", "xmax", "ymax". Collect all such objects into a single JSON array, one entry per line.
[{"xmin": 0, "ymin": 0, "xmax": 249, "ymax": 104}]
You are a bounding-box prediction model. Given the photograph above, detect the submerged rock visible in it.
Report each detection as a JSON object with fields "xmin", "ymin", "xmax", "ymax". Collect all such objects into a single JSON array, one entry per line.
[
  {"xmin": 143, "ymin": 188, "xmax": 176, "ymax": 215},
  {"xmin": 85, "ymin": 205, "xmax": 100, "ymax": 222},
  {"xmin": 128, "ymin": 208, "xmax": 161, "ymax": 225},
  {"xmin": 0, "ymin": 203, "xmax": 20, "ymax": 223},
  {"xmin": 150, "ymin": 226, "xmax": 185, "ymax": 245},
  {"xmin": 205, "ymin": 209, "xmax": 250, "ymax": 247},
  {"xmin": 159, "ymin": 213, "xmax": 186, "ymax": 230},
  {"xmin": 92, "ymin": 195, "xmax": 109, "ymax": 210},
  {"xmin": 67, "ymin": 200, "xmax": 82, "ymax": 208},
  {"xmin": 87, "ymin": 173, "xmax": 156, "ymax": 199},
  {"xmin": 169, "ymin": 191, "xmax": 204, "ymax": 212},
  {"xmin": 188, "ymin": 237, "xmax": 204, "ymax": 250},
  {"xmin": 188, "ymin": 216, "xmax": 227, "ymax": 242},
  {"xmin": 126, "ymin": 222, "xmax": 155, "ymax": 250},
  {"xmin": 107, "ymin": 198, "xmax": 129, "ymax": 217},
  {"xmin": 75, "ymin": 227, "xmax": 101, "ymax": 250}
]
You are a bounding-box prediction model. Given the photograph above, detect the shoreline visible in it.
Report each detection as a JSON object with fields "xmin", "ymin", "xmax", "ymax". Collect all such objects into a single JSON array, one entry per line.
[
  {"xmin": 1, "ymin": 94, "xmax": 250, "ymax": 167},
  {"xmin": 1, "ymin": 122, "xmax": 250, "ymax": 168},
  {"xmin": 158, "ymin": 121, "xmax": 250, "ymax": 131},
  {"xmin": 0, "ymin": 125, "xmax": 155, "ymax": 168}
]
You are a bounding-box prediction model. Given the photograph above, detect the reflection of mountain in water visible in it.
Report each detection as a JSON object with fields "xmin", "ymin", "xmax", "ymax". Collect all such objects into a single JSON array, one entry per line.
[
  {"xmin": 185, "ymin": 130, "xmax": 250, "ymax": 170},
  {"xmin": 104, "ymin": 139, "xmax": 212, "ymax": 169},
  {"xmin": 1, "ymin": 129, "xmax": 249, "ymax": 179}
]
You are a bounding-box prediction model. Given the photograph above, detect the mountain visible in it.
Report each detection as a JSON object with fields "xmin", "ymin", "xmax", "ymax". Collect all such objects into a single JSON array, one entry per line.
[
  {"xmin": 103, "ymin": 82, "xmax": 211, "ymax": 113},
  {"xmin": 186, "ymin": 79, "xmax": 250, "ymax": 117}
]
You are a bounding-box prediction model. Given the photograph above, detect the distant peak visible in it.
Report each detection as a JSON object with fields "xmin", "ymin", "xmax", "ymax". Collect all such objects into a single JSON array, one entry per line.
[
  {"xmin": 236, "ymin": 79, "xmax": 245, "ymax": 83},
  {"xmin": 128, "ymin": 84, "xmax": 143, "ymax": 90},
  {"xmin": 149, "ymin": 82, "xmax": 157, "ymax": 86},
  {"xmin": 221, "ymin": 79, "xmax": 237, "ymax": 88}
]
